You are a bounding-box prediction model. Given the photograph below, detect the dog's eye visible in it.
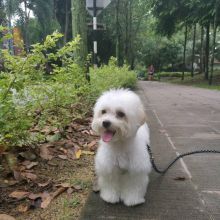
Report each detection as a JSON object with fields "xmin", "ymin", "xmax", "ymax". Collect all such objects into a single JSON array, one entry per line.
[
  {"xmin": 101, "ymin": 110, "xmax": 106, "ymax": 114},
  {"xmin": 117, "ymin": 111, "xmax": 125, "ymax": 118}
]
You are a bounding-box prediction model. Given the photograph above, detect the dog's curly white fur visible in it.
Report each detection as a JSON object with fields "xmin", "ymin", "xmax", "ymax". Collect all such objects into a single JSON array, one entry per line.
[{"xmin": 92, "ymin": 89, "xmax": 151, "ymax": 206}]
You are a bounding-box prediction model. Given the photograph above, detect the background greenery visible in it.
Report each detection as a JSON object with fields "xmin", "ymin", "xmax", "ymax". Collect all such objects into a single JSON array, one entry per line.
[{"xmin": 0, "ymin": 32, "xmax": 136, "ymax": 150}]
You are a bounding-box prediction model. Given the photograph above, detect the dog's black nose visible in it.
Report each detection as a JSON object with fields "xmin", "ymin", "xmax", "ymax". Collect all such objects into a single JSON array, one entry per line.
[{"xmin": 102, "ymin": 120, "xmax": 111, "ymax": 128}]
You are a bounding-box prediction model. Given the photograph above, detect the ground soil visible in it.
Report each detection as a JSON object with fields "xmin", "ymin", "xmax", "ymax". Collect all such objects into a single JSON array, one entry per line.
[{"xmin": 0, "ymin": 118, "xmax": 97, "ymax": 220}]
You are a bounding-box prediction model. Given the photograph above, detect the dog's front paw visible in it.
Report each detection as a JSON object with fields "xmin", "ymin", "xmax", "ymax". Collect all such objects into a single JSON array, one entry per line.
[
  {"xmin": 123, "ymin": 197, "xmax": 145, "ymax": 206},
  {"xmin": 100, "ymin": 190, "xmax": 120, "ymax": 204}
]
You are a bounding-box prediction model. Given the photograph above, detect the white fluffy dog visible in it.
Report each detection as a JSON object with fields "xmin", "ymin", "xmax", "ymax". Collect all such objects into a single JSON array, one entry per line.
[{"xmin": 92, "ymin": 89, "xmax": 151, "ymax": 206}]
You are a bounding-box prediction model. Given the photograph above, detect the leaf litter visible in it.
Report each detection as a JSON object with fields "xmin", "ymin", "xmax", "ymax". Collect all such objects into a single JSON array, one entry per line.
[{"xmin": 0, "ymin": 116, "xmax": 97, "ymax": 219}]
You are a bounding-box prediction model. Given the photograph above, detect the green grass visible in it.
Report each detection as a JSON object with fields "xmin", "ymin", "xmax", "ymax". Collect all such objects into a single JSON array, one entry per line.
[
  {"xmin": 159, "ymin": 71, "xmax": 220, "ymax": 91},
  {"xmin": 158, "ymin": 71, "xmax": 191, "ymax": 78}
]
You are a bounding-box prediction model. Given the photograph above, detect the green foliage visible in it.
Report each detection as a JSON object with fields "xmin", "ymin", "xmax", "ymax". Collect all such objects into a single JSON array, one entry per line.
[
  {"xmin": 0, "ymin": 26, "xmax": 13, "ymax": 44},
  {"xmin": 166, "ymin": 71, "xmax": 220, "ymax": 90},
  {"xmin": 0, "ymin": 33, "xmax": 136, "ymax": 149},
  {"xmin": 157, "ymin": 71, "xmax": 191, "ymax": 77},
  {"xmin": 90, "ymin": 57, "xmax": 137, "ymax": 98},
  {"xmin": 135, "ymin": 17, "xmax": 184, "ymax": 70},
  {"xmin": 0, "ymin": 32, "xmax": 85, "ymax": 148}
]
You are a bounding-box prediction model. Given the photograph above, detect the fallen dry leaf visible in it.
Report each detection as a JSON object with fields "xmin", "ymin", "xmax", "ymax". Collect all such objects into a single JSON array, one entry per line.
[
  {"xmin": 81, "ymin": 150, "xmax": 95, "ymax": 155},
  {"xmin": 28, "ymin": 193, "xmax": 44, "ymax": 200},
  {"xmin": 30, "ymin": 126, "xmax": 40, "ymax": 132},
  {"xmin": 81, "ymin": 130, "xmax": 90, "ymax": 135},
  {"xmin": 58, "ymin": 155, "xmax": 68, "ymax": 160},
  {"xmin": 73, "ymin": 185, "xmax": 82, "ymax": 190},
  {"xmin": 89, "ymin": 130, "xmax": 98, "ymax": 136},
  {"xmin": 21, "ymin": 172, "xmax": 37, "ymax": 181},
  {"xmin": 41, "ymin": 126, "xmax": 50, "ymax": 134},
  {"xmin": 67, "ymin": 147, "xmax": 82, "ymax": 160},
  {"xmin": 67, "ymin": 187, "xmax": 74, "ymax": 195},
  {"xmin": 174, "ymin": 176, "xmax": 186, "ymax": 181},
  {"xmin": 41, "ymin": 187, "xmax": 67, "ymax": 209},
  {"xmin": 65, "ymin": 141, "xmax": 74, "ymax": 148},
  {"xmin": 38, "ymin": 179, "xmax": 51, "ymax": 187},
  {"xmin": 47, "ymin": 161, "xmax": 58, "ymax": 167},
  {"xmin": 55, "ymin": 183, "xmax": 71, "ymax": 188},
  {"xmin": 40, "ymin": 196, "xmax": 52, "ymax": 209},
  {"xmin": 75, "ymin": 149, "xmax": 82, "ymax": 159},
  {"xmin": 25, "ymin": 161, "xmax": 39, "ymax": 169},
  {"xmin": 0, "ymin": 179, "xmax": 18, "ymax": 188},
  {"xmin": 22, "ymin": 160, "xmax": 31, "ymax": 166},
  {"xmin": 13, "ymin": 170, "xmax": 23, "ymax": 181},
  {"xmin": 40, "ymin": 144, "xmax": 54, "ymax": 160},
  {"xmin": 19, "ymin": 151, "xmax": 36, "ymax": 161},
  {"xmin": 52, "ymin": 186, "xmax": 68, "ymax": 197},
  {"xmin": 66, "ymin": 126, "xmax": 73, "ymax": 133},
  {"xmin": 0, "ymin": 214, "xmax": 16, "ymax": 220},
  {"xmin": 9, "ymin": 191, "xmax": 30, "ymax": 200},
  {"xmin": 17, "ymin": 203, "xmax": 29, "ymax": 213},
  {"xmin": 59, "ymin": 147, "xmax": 68, "ymax": 154},
  {"xmin": 88, "ymin": 140, "xmax": 97, "ymax": 148},
  {"xmin": 159, "ymin": 129, "xmax": 167, "ymax": 134}
]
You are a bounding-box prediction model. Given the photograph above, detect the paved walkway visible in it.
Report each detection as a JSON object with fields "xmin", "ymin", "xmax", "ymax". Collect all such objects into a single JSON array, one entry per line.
[{"xmin": 80, "ymin": 82, "xmax": 220, "ymax": 220}]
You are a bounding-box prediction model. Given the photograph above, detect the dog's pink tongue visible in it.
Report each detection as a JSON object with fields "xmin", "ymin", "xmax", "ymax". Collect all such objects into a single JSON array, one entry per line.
[{"xmin": 102, "ymin": 131, "xmax": 114, "ymax": 142}]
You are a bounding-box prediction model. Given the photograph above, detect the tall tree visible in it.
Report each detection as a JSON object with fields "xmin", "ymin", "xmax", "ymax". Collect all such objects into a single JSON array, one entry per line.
[
  {"xmin": 191, "ymin": 24, "xmax": 197, "ymax": 77},
  {"xmin": 54, "ymin": 0, "xmax": 72, "ymax": 44},
  {"xmin": 0, "ymin": 0, "xmax": 6, "ymax": 26},
  {"xmin": 209, "ymin": 0, "xmax": 220, "ymax": 85},
  {"xmin": 30, "ymin": 0, "xmax": 58, "ymax": 39},
  {"xmin": 204, "ymin": 22, "xmax": 210, "ymax": 80},
  {"xmin": 71, "ymin": 0, "xmax": 88, "ymax": 65},
  {"xmin": 182, "ymin": 25, "xmax": 188, "ymax": 80},
  {"xmin": 0, "ymin": 0, "xmax": 6, "ymax": 49},
  {"xmin": 200, "ymin": 25, "xmax": 204, "ymax": 73},
  {"xmin": 4, "ymin": 0, "xmax": 19, "ymax": 54},
  {"xmin": 115, "ymin": 0, "xmax": 123, "ymax": 66}
]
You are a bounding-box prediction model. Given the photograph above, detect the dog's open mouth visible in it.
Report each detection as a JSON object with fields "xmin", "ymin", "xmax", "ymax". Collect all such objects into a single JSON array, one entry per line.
[{"xmin": 102, "ymin": 130, "xmax": 116, "ymax": 142}]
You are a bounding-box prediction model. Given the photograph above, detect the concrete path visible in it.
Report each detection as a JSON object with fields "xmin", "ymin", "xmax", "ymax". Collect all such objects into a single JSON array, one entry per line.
[{"xmin": 80, "ymin": 82, "xmax": 220, "ymax": 220}]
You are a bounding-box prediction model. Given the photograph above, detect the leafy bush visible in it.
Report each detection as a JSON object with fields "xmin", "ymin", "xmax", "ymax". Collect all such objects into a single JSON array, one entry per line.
[
  {"xmin": 0, "ymin": 32, "xmax": 89, "ymax": 148},
  {"xmin": 90, "ymin": 57, "xmax": 137, "ymax": 98},
  {"xmin": 0, "ymin": 33, "xmax": 136, "ymax": 150}
]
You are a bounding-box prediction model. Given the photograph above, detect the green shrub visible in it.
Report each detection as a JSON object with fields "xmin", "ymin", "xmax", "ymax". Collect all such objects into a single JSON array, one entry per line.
[
  {"xmin": 0, "ymin": 32, "xmax": 89, "ymax": 148},
  {"xmin": 90, "ymin": 57, "xmax": 137, "ymax": 98},
  {"xmin": 0, "ymin": 34, "xmax": 137, "ymax": 150}
]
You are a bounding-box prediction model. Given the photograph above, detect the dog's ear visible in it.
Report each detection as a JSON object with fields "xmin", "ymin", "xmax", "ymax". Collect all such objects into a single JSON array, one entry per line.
[{"xmin": 138, "ymin": 106, "xmax": 147, "ymax": 126}]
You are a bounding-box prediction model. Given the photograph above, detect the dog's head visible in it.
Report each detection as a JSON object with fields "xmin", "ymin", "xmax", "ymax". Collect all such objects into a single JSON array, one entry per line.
[{"xmin": 92, "ymin": 89, "xmax": 146, "ymax": 143}]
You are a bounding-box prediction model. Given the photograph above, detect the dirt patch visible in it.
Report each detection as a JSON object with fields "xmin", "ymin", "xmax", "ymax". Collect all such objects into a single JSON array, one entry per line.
[{"xmin": 0, "ymin": 118, "xmax": 98, "ymax": 220}]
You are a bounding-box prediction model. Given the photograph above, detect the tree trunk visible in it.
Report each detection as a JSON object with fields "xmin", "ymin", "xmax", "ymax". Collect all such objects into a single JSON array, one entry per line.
[
  {"xmin": 191, "ymin": 24, "xmax": 196, "ymax": 77},
  {"xmin": 182, "ymin": 25, "xmax": 188, "ymax": 80},
  {"xmin": 71, "ymin": 0, "xmax": 88, "ymax": 66},
  {"xmin": 115, "ymin": 0, "xmax": 123, "ymax": 66},
  {"xmin": 64, "ymin": 0, "xmax": 70, "ymax": 44},
  {"xmin": 209, "ymin": 3, "xmax": 218, "ymax": 85},
  {"xmin": 205, "ymin": 23, "xmax": 210, "ymax": 80},
  {"xmin": 7, "ymin": 14, "xmax": 14, "ymax": 55},
  {"xmin": 128, "ymin": 0, "xmax": 133, "ymax": 69},
  {"xmin": 24, "ymin": 0, "xmax": 30, "ymax": 53},
  {"xmin": 200, "ymin": 25, "xmax": 204, "ymax": 73},
  {"xmin": 124, "ymin": 0, "xmax": 129, "ymax": 61}
]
